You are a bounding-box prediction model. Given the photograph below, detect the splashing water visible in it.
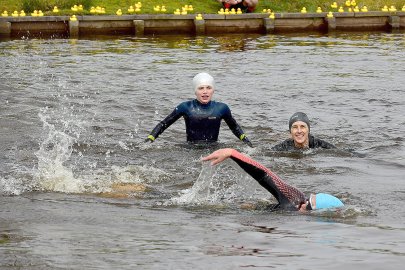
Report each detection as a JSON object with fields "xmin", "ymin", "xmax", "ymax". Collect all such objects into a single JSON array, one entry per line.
[
  {"xmin": 171, "ymin": 160, "xmax": 261, "ymax": 205},
  {"xmin": 34, "ymin": 110, "xmax": 85, "ymax": 193}
]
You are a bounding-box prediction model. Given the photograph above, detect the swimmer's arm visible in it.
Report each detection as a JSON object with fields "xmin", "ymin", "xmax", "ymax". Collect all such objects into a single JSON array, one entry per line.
[
  {"xmin": 202, "ymin": 149, "xmax": 275, "ymax": 190},
  {"xmin": 223, "ymin": 108, "xmax": 253, "ymax": 147},
  {"xmin": 203, "ymin": 149, "xmax": 305, "ymax": 208},
  {"xmin": 147, "ymin": 108, "xmax": 183, "ymax": 142}
]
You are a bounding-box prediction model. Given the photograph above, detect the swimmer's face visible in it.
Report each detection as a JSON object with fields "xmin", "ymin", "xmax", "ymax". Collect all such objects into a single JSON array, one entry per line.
[
  {"xmin": 290, "ymin": 121, "xmax": 309, "ymax": 148},
  {"xmin": 195, "ymin": 85, "xmax": 214, "ymax": 104},
  {"xmin": 298, "ymin": 194, "xmax": 316, "ymax": 212}
]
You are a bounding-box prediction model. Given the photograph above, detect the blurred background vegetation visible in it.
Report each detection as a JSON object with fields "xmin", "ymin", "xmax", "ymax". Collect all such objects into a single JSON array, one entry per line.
[{"xmin": 0, "ymin": 0, "xmax": 404, "ymax": 15}]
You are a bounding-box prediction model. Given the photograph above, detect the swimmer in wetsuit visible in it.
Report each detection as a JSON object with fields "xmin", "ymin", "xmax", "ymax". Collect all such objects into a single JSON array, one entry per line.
[
  {"xmin": 272, "ymin": 112, "xmax": 336, "ymax": 151},
  {"xmin": 203, "ymin": 148, "xmax": 344, "ymax": 211},
  {"xmin": 146, "ymin": 73, "xmax": 253, "ymax": 147}
]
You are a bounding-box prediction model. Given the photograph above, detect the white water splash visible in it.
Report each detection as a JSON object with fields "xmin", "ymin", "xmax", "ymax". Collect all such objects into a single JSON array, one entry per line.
[
  {"xmin": 170, "ymin": 160, "xmax": 260, "ymax": 205},
  {"xmin": 34, "ymin": 111, "xmax": 85, "ymax": 193}
]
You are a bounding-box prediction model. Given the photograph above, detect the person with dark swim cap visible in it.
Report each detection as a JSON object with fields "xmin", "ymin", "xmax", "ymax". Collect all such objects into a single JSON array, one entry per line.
[
  {"xmin": 146, "ymin": 72, "xmax": 253, "ymax": 147},
  {"xmin": 272, "ymin": 112, "xmax": 336, "ymax": 151},
  {"xmin": 202, "ymin": 148, "xmax": 344, "ymax": 211},
  {"xmin": 217, "ymin": 0, "xmax": 258, "ymax": 13}
]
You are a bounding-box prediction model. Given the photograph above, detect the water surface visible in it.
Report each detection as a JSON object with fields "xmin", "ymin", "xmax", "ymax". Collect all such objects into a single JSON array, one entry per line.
[{"xmin": 0, "ymin": 33, "xmax": 404, "ymax": 269}]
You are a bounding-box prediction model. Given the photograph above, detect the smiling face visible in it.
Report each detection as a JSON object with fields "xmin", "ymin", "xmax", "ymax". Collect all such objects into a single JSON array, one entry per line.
[
  {"xmin": 290, "ymin": 121, "xmax": 309, "ymax": 148},
  {"xmin": 195, "ymin": 85, "xmax": 214, "ymax": 104}
]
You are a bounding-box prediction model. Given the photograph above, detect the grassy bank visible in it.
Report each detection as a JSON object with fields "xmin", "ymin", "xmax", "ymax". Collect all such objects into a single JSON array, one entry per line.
[{"xmin": 1, "ymin": 0, "xmax": 404, "ymax": 15}]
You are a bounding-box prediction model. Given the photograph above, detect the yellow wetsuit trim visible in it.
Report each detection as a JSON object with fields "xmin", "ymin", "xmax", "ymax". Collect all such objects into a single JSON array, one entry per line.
[
  {"xmin": 147, "ymin": 135, "xmax": 155, "ymax": 141},
  {"xmin": 239, "ymin": 134, "xmax": 246, "ymax": 140}
]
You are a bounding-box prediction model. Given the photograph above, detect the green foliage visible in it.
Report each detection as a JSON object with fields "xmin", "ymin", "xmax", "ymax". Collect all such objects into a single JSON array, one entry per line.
[
  {"xmin": 2, "ymin": 0, "xmax": 405, "ymax": 14},
  {"xmin": 21, "ymin": 0, "xmax": 93, "ymax": 12}
]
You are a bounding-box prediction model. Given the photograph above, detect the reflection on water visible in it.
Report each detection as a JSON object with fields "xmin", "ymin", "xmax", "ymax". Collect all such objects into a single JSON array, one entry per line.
[{"xmin": 0, "ymin": 33, "xmax": 404, "ymax": 269}]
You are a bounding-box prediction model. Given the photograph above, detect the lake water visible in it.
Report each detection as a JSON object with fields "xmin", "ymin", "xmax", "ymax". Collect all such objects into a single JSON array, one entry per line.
[{"xmin": 0, "ymin": 33, "xmax": 404, "ymax": 269}]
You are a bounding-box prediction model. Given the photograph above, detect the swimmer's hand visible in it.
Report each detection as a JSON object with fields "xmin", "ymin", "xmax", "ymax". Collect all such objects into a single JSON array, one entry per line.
[
  {"xmin": 242, "ymin": 136, "xmax": 253, "ymax": 148},
  {"xmin": 145, "ymin": 135, "xmax": 155, "ymax": 143},
  {"xmin": 202, "ymin": 148, "xmax": 233, "ymax": 166}
]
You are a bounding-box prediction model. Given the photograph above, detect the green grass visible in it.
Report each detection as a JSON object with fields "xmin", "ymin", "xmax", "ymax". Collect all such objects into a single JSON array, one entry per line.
[{"xmin": 1, "ymin": 0, "xmax": 404, "ymax": 14}]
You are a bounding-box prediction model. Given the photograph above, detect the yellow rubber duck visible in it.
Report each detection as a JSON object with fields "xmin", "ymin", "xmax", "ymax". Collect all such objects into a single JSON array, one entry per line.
[
  {"xmin": 381, "ymin": 5, "xmax": 389, "ymax": 12},
  {"xmin": 38, "ymin": 10, "xmax": 44, "ymax": 16},
  {"xmin": 116, "ymin": 9, "xmax": 122, "ymax": 16},
  {"xmin": 316, "ymin": 7, "xmax": 322, "ymax": 13},
  {"xmin": 90, "ymin": 7, "xmax": 96, "ymax": 13},
  {"xmin": 230, "ymin": 8, "xmax": 236, "ymax": 14},
  {"xmin": 136, "ymin": 2, "xmax": 142, "ymax": 8},
  {"xmin": 224, "ymin": 8, "xmax": 230, "ymax": 15},
  {"xmin": 353, "ymin": 6, "xmax": 359, "ymax": 12},
  {"xmin": 218, "ymin": 8, "xmax": 224, "ymax": 15},
  {"xmin": 262, "ymin": 9, "xmax": 268, "ymax": 13},
  {"xmin": 70, "ymin": 15, "xmax": 77, "ymax": 21},
  {"xmin": 361, "ymin": 6, "xmax": 368, "ymax": 12},
  {"xmin": 161, "ymin": 6, "xmax": 166, "ymax": 12},
  {"xmin": 153, "ymin": 6, "xmax": 160, "ymax": 12},
  {"xmin": 71, "ymin": 5, "xmax": 78, "ymax": 12},
  {"xmin": 195, "ymin": 13, "xmax": 203, "ymax": 20},
  {"xmin": 402, "ymin": 5, "xmax": 405, "ymax": 11},
  {"xmin": 389, "ymin": 5, "xmax": 396, "ymax": 12},
  {"xmin": 331, "ymin": 2, "xmax": 338, "ymax": 9},
  {"xmin": 181, "ymin": 7, "xmax": 187, "ymax": 15},
  {"xmin": 350, "ymin": 0, "xmax": 356, "ymax": 7},
  {"xmin": 128, "ymin": 6, "xmax": 134, "ymax": 13},
  {"xmin": 1, "ymin": 11, "xmax": 8, "ymax": 17},
  {"xmin": 20, "ymin": 10, "xmax": 26, "ymax": 16},
  {"xmin": 327, "ymin": 11, "xmax": 334, "ymax": 18},
  {"xmin": 188, "ymin": 5, "xmax": 194, "ymax": 11},
  {"xmin": 100, "ymin": 8, "xmax": 106, "ymax": 14},
  {"xmin": 53, "ymin": 6, "xmax": 59, "ymax": 13},
  {"xmin": 301, "ymin": 7, "xmax": 307, "ymax": 13},
  {"xmin": 237, "ymin": 8, "xmax": 243, "ymax": 14},
  {"xmin": 12, "ymin": 10, "xmax": 18, "ymax": 17},
  {"xmin": 269, "ymin": 12, "xmax": 275, "ymax": 19},
  {"xmin": 348, "ymin": 7, "xmax": 353, "ymax": 12},
  {"xmin": 135, "ymin": 7, "xmax": 141, "ymax": 12},
  {"xmin": 31, "ymin": 10, "xmax": 38, "ymax": 16},
  {"xmin": 345, "ymin": 1, "xmax": 351, "ymax": 7},
  {"xmin": 338, "ymin": 6, "xmax": 344, "ymax": 12},
  {"xmin": 78, "ymin": 5, "xmax": 83, "ymax": 11},
  {"xmin": 174, "ymin": 9, "xmax": 180, "ymax": 15}
]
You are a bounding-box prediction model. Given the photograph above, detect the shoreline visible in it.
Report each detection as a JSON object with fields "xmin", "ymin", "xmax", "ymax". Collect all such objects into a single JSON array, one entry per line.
[{"xmin": 1, "ymin": 12, "xmax": 404, "ymax": 38}]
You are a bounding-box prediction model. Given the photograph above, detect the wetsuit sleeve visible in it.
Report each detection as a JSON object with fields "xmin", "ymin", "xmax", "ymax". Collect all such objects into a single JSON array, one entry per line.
[
  {"xmin": 222, "ymin": 105, "xmax": 246, "ymax": 140},
  {"xmin": 148, "ymin": 107, "xmax": 183, "ymax": 140},
  {"xmin": 310, "ymin": 136, "xmax": 336, "ymax": 149},
  {"xmin": 229, "ymin": 150, "xmax": 306, "ymax": 208},
  {"xmin": 317, "ymin": 139, "xmax": 336, "ymax": 149}
]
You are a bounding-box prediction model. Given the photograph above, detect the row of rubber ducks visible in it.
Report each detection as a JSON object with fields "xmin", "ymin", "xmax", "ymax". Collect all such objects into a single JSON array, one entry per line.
[
  {"xmin": 70, "ymin": 5, "xmax": 84, "ymax": 12},
  {"xmin": 128, "ymin": 2, "xmax": 142, "ymax": 13},
  {"xmin": 173, "ymin": 5, "xmax": 194, "ymax": 15},
  {"xmin": 2, "ymin": 2, "xmax": 405, "ymax": 18},
  {"xmin": 1, "ymin": 10, "xmax": 46, "ymax": 17},
  {"xmin": 298, "ymin": 5, "xmax": 405, "ymax": 14},
  {"xmin": 218, "ymin": 8, "xmax": 243, "ymax": 15}
]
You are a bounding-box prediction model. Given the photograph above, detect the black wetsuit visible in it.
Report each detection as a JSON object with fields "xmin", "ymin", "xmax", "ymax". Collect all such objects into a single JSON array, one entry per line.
[
  {"xmin": 230, "ymin": 150, "xmax": 306, "ymax": 210},
  {"xmin": 149, "ymin": 99, "xmax": 246, "ymax": 143},
  {"xmin": 271, "ymin": 135, "xmax": 336, "ymax": 151}
]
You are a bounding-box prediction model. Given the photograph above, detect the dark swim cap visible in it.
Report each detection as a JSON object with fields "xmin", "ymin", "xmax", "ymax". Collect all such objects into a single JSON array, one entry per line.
[{"xmin": 289, "ymin": 112, "xmax": 310, "ymax": 132}]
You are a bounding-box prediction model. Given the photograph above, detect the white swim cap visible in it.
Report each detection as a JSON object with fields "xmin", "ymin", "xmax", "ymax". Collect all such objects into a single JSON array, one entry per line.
[{"xmin": 192, "ymin": 72, "xmax": 215, "ymax": 92}]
